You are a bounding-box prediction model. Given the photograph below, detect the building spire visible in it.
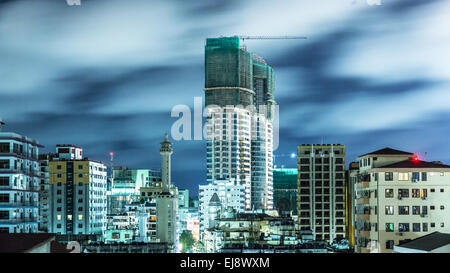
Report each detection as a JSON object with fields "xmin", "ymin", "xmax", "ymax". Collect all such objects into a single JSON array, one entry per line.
[{"xmin": 160, "ymin": 133, "xmax": 173, "ymax": 192}]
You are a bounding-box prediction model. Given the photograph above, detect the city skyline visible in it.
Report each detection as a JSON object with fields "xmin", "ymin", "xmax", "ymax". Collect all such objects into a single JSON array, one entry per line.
[{"xmin": 1, "ymin": 0, "xmax": 450, "ymax": 196}]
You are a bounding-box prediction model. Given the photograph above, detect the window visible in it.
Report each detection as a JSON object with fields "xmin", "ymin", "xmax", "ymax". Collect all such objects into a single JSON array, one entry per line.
[
  {"xmin": 430, "ymin": 206, "xmax": 435, "ymax": 210},
  {"xmin": 441, "ymin": 223, "xmax": 445, "ymax": 228},
  {"xmin": 440, "ymin": 206, "xmax": 445, "ymax": 210},
  {"xmin": 385, "ymin": 172, "xmax": 393, "ymax": 181},
  {"xmin": 57, "ymin": 214, "xmax": 62, "ymax": 221},
  {"xmin": 0, "ymin": 194, "xmax": 8, "ymax": 203},
  {"xmin": 441, "ymin": 189, "xmax": 444, "ymax": 193},
  {"xmin": 412, "ymin": 189, "xmax": 420, "ymax": 198},
  {"xmin": 399, "ymin": 223, "xmax": 410, "ymax": 232},
  {"xmin": 0, "ymin": 177, "xmax": 9, "ymax": 186},
  {"xmin": 431, "ymin": 188, "xmax": 435, "ymax": 192},
  {"xmin": 0, "ymin": 143, "xmax": 10, "ymax": 153},
  {"xmin": 399, "ymin": 206, "xmax": 409, "ymax": 215},
  {"xmin": 398, "ymin": 189, "xmax": 409, "ymax": 198},
  {"xmin": 399, "ymin": 173, "xmax": 409, "ymax": 181},
  {"xmin": 0, "ymin": 211, "xmax": 9, "ymax": 219},
  {"xmin": 421, "ymin": 189, "xmax": 427, "ymax": 198},
  {"xmin": 412, "ymin": 172, "xmax": 420, "ymax": 182},
  {"xmin": 78, "ymin": 215, "xmax": 83, "ymax": 220},
  {"xmin": 386, "ymin": 240, "xmax": 394, "ymax": 249},
  {"xmin": 421, "ymin": 172, "xmax": 427, "ymax": 181},
  {"xmin": 78, "ymin": 165, "xmax": 83, "ymax": 170},
  {"xmin": 0, "ymin": 160, "xmax": 9, "ymax": 169},
  {"xmin": 386, "ymin": 223, "xmax": 394, "ymax": 232},
  {"xmin": 431, "ymin": 223, "xmax": 435, "ymax": 228},
  {"xmin": 423, "ymin": 223, "xmax": 428, "ymax": 232},
  {"xmin": 412, "ymin": 206, "xmax": 420, "ymax": 215},
  {"xmin": 422, "ymin": 206, "xmax": 428, "ymax": 215},
  {"xmin": 385, "ymin": 206, "xmax": 394, "ymax": 215},
  {"xmin": 385, "ymin": 189, "xmax": 394, "ymax": 198},
  {"xmin": 413, "ymin": 223, "xmax": 420, "ymax": 232}
]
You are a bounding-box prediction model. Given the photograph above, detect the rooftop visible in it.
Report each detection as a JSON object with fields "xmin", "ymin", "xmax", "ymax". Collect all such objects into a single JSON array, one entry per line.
[
  {"xmin": 397, "ymin": 232, "xmax": 450, "ymax": 251},
  {"xmin": 359, "ymin": 147, "xmax": 413, "ymax": 157},
  {"xmin": 0, "ymin": 233, "xmax": 55, "ymax": 253},
  {"xmin": 377, "ymin": 158, "xmax": 450, "ymax": 169}
]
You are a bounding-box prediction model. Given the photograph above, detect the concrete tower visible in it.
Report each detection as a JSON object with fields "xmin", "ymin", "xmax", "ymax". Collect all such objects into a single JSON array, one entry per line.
[
  {"xmin": 155, "ymin": 133, "xmax": 178, "ymax": 251},
  {"xmin": 160, "ymin": 133, "xmax": 173, "ymax": 192},
  {"xmin": 204, "ymin": 37, "xmax": 275, "ymax": 210}
]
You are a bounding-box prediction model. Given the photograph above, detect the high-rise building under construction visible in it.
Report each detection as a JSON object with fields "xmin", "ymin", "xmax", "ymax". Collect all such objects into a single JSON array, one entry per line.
[{"xmin": 204, "ymin": 36, "xmax": 275, "ymax": 210}]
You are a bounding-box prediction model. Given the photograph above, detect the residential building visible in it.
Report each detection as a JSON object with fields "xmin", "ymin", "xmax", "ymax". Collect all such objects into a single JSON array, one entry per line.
[
  {"xmin": 204, "ymin": 36, "xmax": 275, "ymax": 211},
  {"xmin": 178, "ymin": 189, "xmax": 189, "ymax": 209},
  {"xmin": 48, "ymin": 145, "xmax": 108, "ymax": 237},
  {"xmin": 297, "ymin": 144, "xmax": 347, "ymax": 243},
  {"xmin": 203, "ymin": 208, "xmax": 298, "ymax": 253},
  {"xmin": 273, "ymin": 168, "xmax": 298, "ymax": 216},
  {"xmin": 354, "ymin": 147, "xmax": 450, "ymax": 253},
  {"xmin": 0, "ymin": 119, "xmax": 43, "ymax": 233},
  {"xmin": 199, "ymin": 178, "xmax": 246, "ymax": 236},
  {"xmin": 109, "ymin": 166, "xmax": 161, "ymax": 214}
]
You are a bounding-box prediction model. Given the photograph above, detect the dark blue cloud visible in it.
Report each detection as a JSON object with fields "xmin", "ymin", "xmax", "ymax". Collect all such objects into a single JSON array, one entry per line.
[{"xmin": 1, "ymin": 0, "xmax": 449, "ymax": 196}]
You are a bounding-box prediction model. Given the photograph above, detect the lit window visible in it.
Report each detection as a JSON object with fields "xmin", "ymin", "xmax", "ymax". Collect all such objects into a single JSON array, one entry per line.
[
  {"xmin": 398, "ymin": 173, "xmax": 409, "ymax": 181},
  {"xmin": 67, "ymin": 215, "xmax": 72, "ymax": 220},
  {"xmin": 78, "ymin": 215, "xmax": 83, "ymax": 220},
  {"xmin": 57, "ymin": 214, "xmax": 61, "ymax": 221}
]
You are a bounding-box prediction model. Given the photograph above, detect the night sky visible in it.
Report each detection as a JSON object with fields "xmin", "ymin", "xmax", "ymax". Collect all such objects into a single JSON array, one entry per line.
[{"xmin": 1, "ymin": 0, "xmax": 449, "ymax": 196}]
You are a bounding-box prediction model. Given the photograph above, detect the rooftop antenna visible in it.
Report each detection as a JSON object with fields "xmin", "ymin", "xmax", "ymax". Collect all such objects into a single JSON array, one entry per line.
[{"xmin": 0, "ymin": 117, "xmax": 4, "ymax": 132}]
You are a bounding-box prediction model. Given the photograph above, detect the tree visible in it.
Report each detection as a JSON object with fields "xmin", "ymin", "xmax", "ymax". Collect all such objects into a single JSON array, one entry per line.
[{"xmin": 179, "ymin": 230, "xmax": 195, "ymax": 253}]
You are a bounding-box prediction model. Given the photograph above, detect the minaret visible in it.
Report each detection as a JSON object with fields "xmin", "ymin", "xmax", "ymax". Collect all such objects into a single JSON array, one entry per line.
[{"xmin": 160, "ymin": 133, "xmax": 173, "ymax": 192}]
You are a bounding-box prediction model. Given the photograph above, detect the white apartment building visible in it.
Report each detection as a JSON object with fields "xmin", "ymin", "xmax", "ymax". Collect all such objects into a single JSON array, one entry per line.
[
  {"xmin": 199, "ymin": 178, "xmax": 246, "ymax": 237},
  {"xmin": 48, "ymin": 145, "xmax": 108, "ymax": 237},
  {"xmin": 0, "ymin": 124, "xmax": 43, "ymax": 233},
  {"xmin": 354, "ymin": 147, "xmax": 450, "ymax": 253}
]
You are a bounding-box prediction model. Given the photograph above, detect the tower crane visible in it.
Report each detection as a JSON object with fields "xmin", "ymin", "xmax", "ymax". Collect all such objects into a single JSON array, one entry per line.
[{"xmin": 234, "ymin": 35, "xmax": 307, "ymax": 42}]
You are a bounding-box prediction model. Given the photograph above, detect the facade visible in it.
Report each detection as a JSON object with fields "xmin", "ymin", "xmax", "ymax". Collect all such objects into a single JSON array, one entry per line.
[
  {"xmin": 204, "ymin": 36, "xmax": 275, "ymax": 211},
  {"xmin": 297, "ymin": 144, "xmax": 347, "ymax": 243},
  {"xmin": 273, "ymin": 168, "xmax": 298, "ymax": 215},
  {"xmin": 346, "ymin": 161, "xmax": 359, "ymax": 249},
  {"xmin": 354, "ymin": 147, "xmax": 450, "ymax": 253},
  {"xmin": 199, "ymin": 178, "xmax": 246, "ymax": 236},
  {"xmin": 48, "ymin": 145, "xmax": 108, "ymax": 237},
  {"xmin": 0, "ymin": 127, "xmax": 43, "ymax": 234},
  {"xmin": 38, "ymin": 153, "xmax": 56, "ymax": 232}
]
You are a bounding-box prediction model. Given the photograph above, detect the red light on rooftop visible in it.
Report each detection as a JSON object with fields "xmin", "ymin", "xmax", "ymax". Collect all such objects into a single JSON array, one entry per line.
[
  {"xmin": 109, "ymin": 152, "xmax": 114, "ymax": 156},
  {"xmin": 412, "ymin": 155, "xmax": 419, "ymax": 162}
]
